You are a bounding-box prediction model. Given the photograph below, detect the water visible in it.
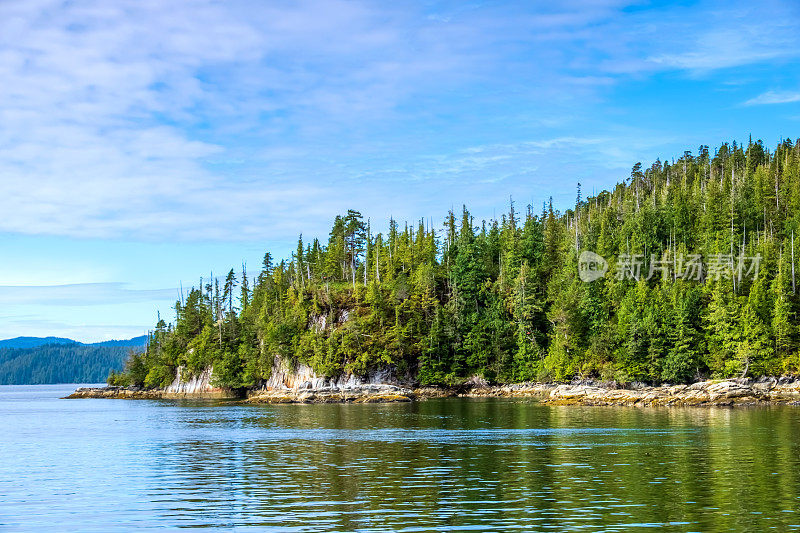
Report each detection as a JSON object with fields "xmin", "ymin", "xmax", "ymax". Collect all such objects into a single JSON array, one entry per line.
[{"xmin": 2, "ymin": 385, "xmax": 800, "ymax": 531}]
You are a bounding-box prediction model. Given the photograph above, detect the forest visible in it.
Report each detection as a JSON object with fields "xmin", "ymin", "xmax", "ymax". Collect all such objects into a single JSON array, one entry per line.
[
  {"xmin": 0, "ymin": 344, "xmax": 133, "ymax": 385},
  {"xmin": 110, "ymin": 138, "xmax": 800, "ymax": 389}
]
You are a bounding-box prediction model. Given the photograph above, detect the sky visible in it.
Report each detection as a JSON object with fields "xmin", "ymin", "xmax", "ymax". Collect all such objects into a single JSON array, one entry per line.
[{"xmin": 1, "ymin": 0, "xmax": 799, "ymax": 342}]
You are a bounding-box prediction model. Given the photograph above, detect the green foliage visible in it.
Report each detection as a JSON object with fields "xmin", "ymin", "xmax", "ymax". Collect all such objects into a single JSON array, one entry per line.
[
  {"xmin": 0, "ymin": 344, "xmax": 136, "ymax": 385},
  {"xmin": 115, "ymin": 138, "xmax": 800, "ymax": 387}
]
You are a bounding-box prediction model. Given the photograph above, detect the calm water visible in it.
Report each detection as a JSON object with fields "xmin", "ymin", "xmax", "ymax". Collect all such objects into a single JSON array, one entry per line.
[{"xmin": 2, "ymin": 385, "xmax": 800, "ymax": 531}]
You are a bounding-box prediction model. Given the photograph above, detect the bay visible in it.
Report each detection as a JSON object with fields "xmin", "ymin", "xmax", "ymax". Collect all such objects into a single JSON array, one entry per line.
[{"xmin": 2, "ymin": 384, "xmax": 800, "ymax": 531}]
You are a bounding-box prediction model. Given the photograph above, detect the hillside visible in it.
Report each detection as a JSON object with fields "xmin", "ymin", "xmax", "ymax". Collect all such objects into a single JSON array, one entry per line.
[
  {"xmin": 0, "ymin": 336, "xmax": 77, "ymax": 349},
  {"xmin": 0, "ymin": 335, "xmax": 147, "ymax": 349},
  {"xmin": 0, "ymin": 336, "xmax": 147, "ymax": 384},
  {"xmin": 111, "ymin": 139, "xmax": 800, "ymax": 389}
]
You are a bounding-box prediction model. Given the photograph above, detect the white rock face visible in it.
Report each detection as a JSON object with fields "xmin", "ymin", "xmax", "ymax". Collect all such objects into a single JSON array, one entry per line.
[
  {"xmin": 261, "ymin": 356, "xmax": 400, "ymax": 392},
  {"xmin": 164, "ymin": 366, "xmax": 220, "ymax": 395},
  {"xmin": 254, "ymin": 310, "xmax": 402, "ymax": 393}
]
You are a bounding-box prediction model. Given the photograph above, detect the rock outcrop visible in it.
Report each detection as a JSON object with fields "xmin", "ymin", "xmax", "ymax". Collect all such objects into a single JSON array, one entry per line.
[
  {"xmin": 542, "ymin": 377, "xmax": 800, "ymax": 406},
  {"xmin": 67, "ymin": 386, "xmax": 166, "ymax": 399},
  {"xmin": 161, "ymin": 366, "xmax": 234, "ymax": 398},
  {"xmin": 68, "ymin": 366, "xmax": 800, "ymax": 406},
  {"xmin": 245, "ymin": 389, "xmax": 414, "ymax": 404},
  {"xmin": 66, "ymin": 365, "xmax": 238, "ymax": 400},
  {"xmin": 245, "ymin": 357, "xmax": 413, "ymax": 403}
]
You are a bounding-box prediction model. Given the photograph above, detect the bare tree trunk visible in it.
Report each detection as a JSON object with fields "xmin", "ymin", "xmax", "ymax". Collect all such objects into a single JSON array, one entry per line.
[
  {"xmin": 297, "ymin": 260, "xmax": 303, "ymax": 289},
  {"xmin": 499, "ymin": 253, "xmax": 503, "ymax": 287},
  {"xmin": 793, "ymin": 230, "xmax": 796, "ymax": 294},
  {"xmin": 731, "ymin": 168, "xmax": 736, "ymax": 293},
  {"xmin": 731, "ymin": 214, "xmax": 736, "ymax": 293}
]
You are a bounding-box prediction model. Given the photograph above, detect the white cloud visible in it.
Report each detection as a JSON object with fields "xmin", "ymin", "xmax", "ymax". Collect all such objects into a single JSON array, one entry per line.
[
  {"xmin": 743, "ymin": 90, "xmax": 800, "ymax": 106},
  {"xmin": 0, "ymin": 283, "xmax": 176, "ymax": 306},
  {"xmin": 591, "ymin": 1, "xmax": 800, "ymax": 75},
  {"xmin": 2, "ymin": 0, "xmax": 798, "ymax": 340},
  {"xmin": 0, "ymin": 316, "xmax": 148, "ymax": 343},
  {"xmin": 645, "ymin": 27, "xmax": 797, "ymax": 72},
  {"xmin": 0, "ymin": 0, "xmax": 499, "ymax": 240},
  {"xmin": 0, "ymin": 282, "xmax": 180, "ymax": 342},
  {"xmin": 0, "ymin": 0, "xmax": 798, "ymax": 242}
]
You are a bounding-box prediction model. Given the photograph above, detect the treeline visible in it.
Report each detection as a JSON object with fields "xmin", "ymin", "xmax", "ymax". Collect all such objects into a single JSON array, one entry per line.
[
  {"xmin": 0, "ymin": 344, "xmax": 133, "ymax": 384},
  {"xmin": 113, "ymin": 138, "xmax": 800, "ymax": 388}
]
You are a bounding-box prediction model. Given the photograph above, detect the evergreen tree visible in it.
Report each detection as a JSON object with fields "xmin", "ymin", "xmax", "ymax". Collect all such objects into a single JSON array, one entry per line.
[{"xmin": 113, "ymin": 138, "xmax": 800, "ymax": 389}]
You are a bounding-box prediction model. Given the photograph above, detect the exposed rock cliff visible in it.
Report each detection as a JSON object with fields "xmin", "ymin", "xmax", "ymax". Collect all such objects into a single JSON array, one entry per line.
[
  {"xmin": 260, "ymin": 356, "xmax": 403, "ymax": 390},
  {"xmin": 162, "ymin": 366, "xmax": 233, "ymax": 398},
  {"xmin": 66, "ymin": 365, "xmax": 237, "ymax": 399},
  {"xmin": 245, "ymin": 356, "xmax": 413, "ymax": 403}
]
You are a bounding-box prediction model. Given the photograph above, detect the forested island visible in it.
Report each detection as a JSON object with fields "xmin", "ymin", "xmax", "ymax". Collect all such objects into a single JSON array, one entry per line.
[{"xmin": 107, "ymin": 139, "xmax": 800, "ymax": 394}]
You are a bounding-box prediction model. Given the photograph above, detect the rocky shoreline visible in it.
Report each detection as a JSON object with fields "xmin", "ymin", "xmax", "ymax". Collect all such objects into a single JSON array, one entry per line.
[
  {"xmin": 541, "ymin": 378, "xmax": 800, "ymax": 406},
  {"xmin": 67, "ymin": 377, "xmax": 800, "ymax": 406},
  {"xmin": 66, "ymin": 385, "xmax": 237, "ymax": 400}
]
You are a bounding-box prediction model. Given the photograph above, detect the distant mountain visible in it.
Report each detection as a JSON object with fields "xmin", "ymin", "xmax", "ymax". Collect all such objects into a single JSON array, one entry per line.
[
  {"xmin": 0, "ymin": 335, "xmax": 147, "ymax": 349},
  {"xmin": 0, "ymin": 335, "xmax": 148, "ymax": 384},
  {"xmin": 0, "ymin": 336, "xmax": 78, "ymax": 349},
  {"xmin": 90, "ymin": 335, "xmax": 148, "ymax": 348}
]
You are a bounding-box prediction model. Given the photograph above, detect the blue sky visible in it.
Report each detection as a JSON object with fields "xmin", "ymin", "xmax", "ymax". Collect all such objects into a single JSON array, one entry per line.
[{"xmin": 1, "ymin": 0, "xmax": 799, "ymax": 342}]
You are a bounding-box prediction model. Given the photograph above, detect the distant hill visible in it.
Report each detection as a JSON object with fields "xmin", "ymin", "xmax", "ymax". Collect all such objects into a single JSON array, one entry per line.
[
  {"xmin": 0, "ymin": 335, "xmax": 147, "ymax": 385},
  {"xmin": 0, "ymin": 335, "xmax": 147, "ymax": 349},
  {"xmin": 89, "ymin": 336, "xmax": 148, "ymax": 348},
  {"xmin": 0, "ymin": 336, "xmax": 77, "ymax": 349}
]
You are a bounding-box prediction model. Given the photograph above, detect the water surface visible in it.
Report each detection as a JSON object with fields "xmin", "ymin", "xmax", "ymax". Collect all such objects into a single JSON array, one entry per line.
[{"xmin": 2, "ymin": 384, "xmax": 800, "ymax": 531}]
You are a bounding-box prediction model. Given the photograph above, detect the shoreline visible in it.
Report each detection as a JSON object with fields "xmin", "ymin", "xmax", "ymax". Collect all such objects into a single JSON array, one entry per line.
[{"xmin": 66, "ymin": 377, "xmax": 800, "ymax": 406}]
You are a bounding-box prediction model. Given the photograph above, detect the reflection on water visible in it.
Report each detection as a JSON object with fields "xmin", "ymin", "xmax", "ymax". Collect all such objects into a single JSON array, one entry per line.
[{"xmin": 1, "ymin": 385, "xmax": 800, "ymax": 531}]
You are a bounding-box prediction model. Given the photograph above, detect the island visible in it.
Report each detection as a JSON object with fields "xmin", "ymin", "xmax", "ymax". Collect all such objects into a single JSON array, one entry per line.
[{"xmin": 71, "ymin": 139, "xmax": 800, "ymax": 407}]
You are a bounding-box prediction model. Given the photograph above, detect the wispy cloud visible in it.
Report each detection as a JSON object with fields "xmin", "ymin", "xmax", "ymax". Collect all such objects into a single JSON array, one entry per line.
[
  {"xmin": 0, "ymin": 283, "xmax": 177, "ymax": 306},
  {"xmin": 0, "ymin": 0, "xmax": 798, "ymax": 243},
  {"xmin": 0, "ymin": 282, "xmax": 179, "ymax": 341},
  {"xmin": 0, "ymin": 317, "xmax": 148, "ymax": 343},
  {"xmin": 743, "ymin": 90, "xmax": 800, "ymax": 106},
  {"xmin": 0, "ymin": 0, "xmax": 504, "ymax": 240},
  {"xmin": 644, "ymin": 27, "xmax": 798, "ymax": 72},
  {"xmin": 2, "ymin": 0, "xmax": 798, "ymax": 340}
]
